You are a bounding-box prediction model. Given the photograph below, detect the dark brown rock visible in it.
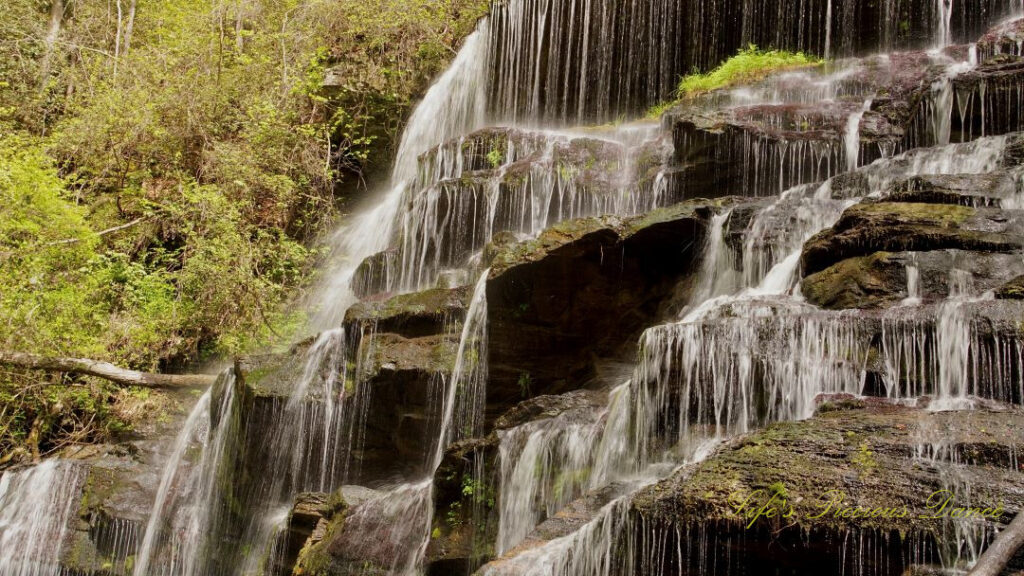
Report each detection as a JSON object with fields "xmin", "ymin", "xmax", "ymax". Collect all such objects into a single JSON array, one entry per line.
[
  {"xmin": 800, "ymin": 202, "xmax": 1024, "ymax": 276},
  {"xmin": 629, "ymin": 404, "xmax": 1024, "ymax": 576},
  {"xmin": 485, "ymin": 199, "xmax": 729, "ymax": 421}
]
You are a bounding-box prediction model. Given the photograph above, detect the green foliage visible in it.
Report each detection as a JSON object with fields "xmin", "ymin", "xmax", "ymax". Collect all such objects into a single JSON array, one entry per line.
[
  {"xmin": 518, "ymin": 372, "xmax": 533, "ymax": 398},
  {"xmin": 646, "ymin": 45, "xmax": 821, "ymax": 118},
  {"xmin": 0, "ymin": 0, "xmax": 488, "ymax": 465},
  {"xmin": 486, "ymin": 147, "xmax": 503, "ymax": 168},
  {"xmin": 677, "ymin": 45, "xmax": 820, "ymax": 97}
]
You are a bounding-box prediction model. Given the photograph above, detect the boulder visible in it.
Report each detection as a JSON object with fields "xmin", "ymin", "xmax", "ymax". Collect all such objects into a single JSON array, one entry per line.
[
  {"xmin": 485, "ymin": 199, "xmax": 730, "ymax": 421},
  {"xmin": 802, "ymin": 250, "xmax": 1024, "ymax": 309},
  {"xmin": 629, "ymin": 403, "xmax": 1024, "ymax": 576},
  {"xmin": 800, "ymin": 201, "xmax": 1024, "ymax": 276}
]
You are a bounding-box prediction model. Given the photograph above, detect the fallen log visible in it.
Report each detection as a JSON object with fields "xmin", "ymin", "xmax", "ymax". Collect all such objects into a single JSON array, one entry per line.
[
  {"xmin": 0, "ymin": 351, "xmax": 217, "ymax": 389},
  {"xmin": 970, "ymin": 510, "xmax": 1024, "ymax": 576}
]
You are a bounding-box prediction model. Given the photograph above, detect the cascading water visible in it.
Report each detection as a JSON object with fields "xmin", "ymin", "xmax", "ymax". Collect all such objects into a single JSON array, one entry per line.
[
  {"xmin": 336, "ymin": 270, "xmax": 491, "ymax": 575},
  {"xmin": 309, "ymin": 20, "xmax": 492, "ymax": 330},
  {"xmin": 937, "ymin": 0, "xmax": 955, "ymax": 47},
  {"xmin": 132, "ymin": 369, "xmax": 239, "ymax": 576},
  {"xmin": 14, "ymin": 2, "xmax": 1024, "ymax": 575},
  {"xmin": 0, "ymin": 461, "xmax": 86, "ymax": 576},
  {"xmin": 482, "ymin": 125, "xmax": 1024, "ymax": 576}
]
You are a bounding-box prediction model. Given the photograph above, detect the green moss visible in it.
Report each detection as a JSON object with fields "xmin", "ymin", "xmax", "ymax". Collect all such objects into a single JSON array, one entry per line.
[
  {"xmin": 852, "ymin": 202, "xmax": 975, "ymax": 226},
  {"xmin": 678, "ymin": 46, "xmax": 821, "ymax": 97}
]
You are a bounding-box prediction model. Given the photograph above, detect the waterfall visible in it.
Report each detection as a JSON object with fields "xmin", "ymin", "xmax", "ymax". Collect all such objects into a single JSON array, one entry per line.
[
  {"xmin": 844, "ymin": 99, "xmax": 873, "ymax": 171},
  {"xmin": 309, "ymin": 20, "xmax": 491, "ymax": 329},
  {"xmin": 0, "ymin": 461, "xmax": 86, "ymax": 576},
  {"xmin": 902, "ymin": 254, "xmax": 923, "ymax": 306},
  {"xmin": 335, "ymin": 270, "xmax": 491, "ymax": 575},
  {"xmin": 18, "ymin": 2, "xmax": 1024, "ymax": 574},
  {"xmin": 391, "ymin": 123, "xmax": 669, "ymax": 292},
  {"xmin": 937, "ymin": 0, "xmax": 954, "ymax": 47},
  {"xmin": 495, "ymin": 402, "xmax": 607, "ymax": 554},
  {"xmin": 132, "ymin": 369, "xmax": 239, "ymax": 576}
]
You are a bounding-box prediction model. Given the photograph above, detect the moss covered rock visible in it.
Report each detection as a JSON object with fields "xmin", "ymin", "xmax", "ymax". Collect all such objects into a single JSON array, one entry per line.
[
  {"xmin": 630, "ymin": 403, "xmax": 1024, "ymax": 575},
  {"xmin": 801, "ymin": 201, "xmax": 1024, "ymax": 275},
  {"xmin": 485, "ymin": 198, "xmax": 740, "ymax": 421},
  {"xmin": 803, "ymin": 250, "xmax": 1024, "ymax": 309}
]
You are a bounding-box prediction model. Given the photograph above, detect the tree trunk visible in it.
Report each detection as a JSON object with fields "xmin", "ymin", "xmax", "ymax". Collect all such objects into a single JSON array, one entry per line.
[
  {"xmin": 970, "ymin": 511, "xmax": 1024, "ymax": 576},
  {"xmin": 38, "ymin": 0, "xmax": 64, "ymax": 95},
  {"xmin": 124, "ymin": 0, "xmax": 136, "ymax": 54},
  {"xmin": 0, "ymin": 352, "xmax": 217, "ymax": 389},
  {"xmin": 114, "ymin": 0, "xmax": 123, "ymax": 77}
]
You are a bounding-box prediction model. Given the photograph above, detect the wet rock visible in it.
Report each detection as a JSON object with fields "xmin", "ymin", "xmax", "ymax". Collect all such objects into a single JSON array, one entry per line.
[
  {"xmin": 56, "ymin": 446, "xmax": 161, "ymax": 575},
  {"xmin": 670, "ymin": 102, "xmax": 899, "ymax": 197},
  {"xmin": 977, "ymin": 18, "xmax": 1024, "ymax": 63},
  {"xmin": 352, "ymin": 249, "xmax": 399, "ymax": 300},
  {"xmin": 801, "ymin": 202, "xmax": 1024, "ymax": 275},
  {"xmin": 883, "ymin": 173, "xmax": 1024, "ymax": 207},
  {"xmin": 803, "ymin": 250, "xmax": 1024, "ymax": 309},
  {"xmin": 485, "ymin": 199, "xmax": 725, "ymax": 421},
  {"xmin": 478, "ymin": 482, "xmax": 631, "ymax": 572},
  {"xmin": 345, "ymin": 286, "xmax": 469, "ymax": 338},
  {"xmin": 630, "ymin": 404, "xmax": 1024, "ymax": 576},
  {"xmin": 360, "ymin": 332, "xmax": 460, "ymax": 470},
  {"xmin": 996, "ymin": 274, "xmax": 1024, "ymax": 299},
  {"xmin": 906, "ymin": 56, "xmax": 1024, "ymax": 149},
  {"xmin": 277, "ymin": 492, "xmax": 343, "ymax": 575},
  {"xmin": 492, "ymin": 390, "xmax": 607, "ymax": 431},
  {"xmin": 427, "ymin": 437, "xmax": 499, "ymax": 576}
]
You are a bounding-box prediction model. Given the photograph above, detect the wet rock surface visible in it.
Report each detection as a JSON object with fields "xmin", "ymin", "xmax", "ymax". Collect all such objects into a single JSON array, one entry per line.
[
  {"xmin": 978, "ymin": 17, "xmax": 1024, "ymax": 61},
  {"xmin": 803, "ymin": 250, "xmax": 1024, "ymax": 309},
  {"xmin": 345, "ymin": 286, "xmax": 469, "ymax": 338},
  {"xmin": 801, "ymin": 201, "xmax": 1024, "ymax": 276},
  {"xmin": 630, "ymin": 403, "xmax": 1024, "ymax": 576},
  {"xmin": 485, "ymin": 199, "xmax": 723, "ymax": 421}
]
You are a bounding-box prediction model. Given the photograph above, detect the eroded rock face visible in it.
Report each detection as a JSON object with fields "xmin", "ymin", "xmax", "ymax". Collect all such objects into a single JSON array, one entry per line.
[
  {"xmin": 485, "ymin": 199, "xmax": 731, "ymax": 420},
  {"xmin": 906, "ymin": 55, "xmax": 1024, "ymax": 149},
  {"xmin": 977, "ymin": 17, "xmax": 1024, "ymax": 61},
  {"xmin": 670, "ymin": 102, "xmax": 902, "ymax": 197},
  {"xmin": 802, "ymin": 250, "xmax": 1024, "ymax": 309},
  {"xmin": 882, "ymin": 172, "xmax": 1024, "ymax": 207},
  {"xmin": 629, "ymin": 403, "xmax": 1024, "ymax": 576},
  {"xmin": 57, "ymin": 446, "xmax": 158, "ymax": 576},
  {"xmin": 800, "ymin": 202, "xmax": 1024, "ymax": 276}
]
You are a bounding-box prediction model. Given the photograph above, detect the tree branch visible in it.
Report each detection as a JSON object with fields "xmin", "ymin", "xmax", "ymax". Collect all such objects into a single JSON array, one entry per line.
[
  {"xmin": 970, "ymin": 511, "xmax": 1024, "ymax": 576},
  {"xmin": 0, "ymin": 351, "xmax": 216, "ymax": 389},
  {"xmin": 0, "ymin": 217, "xmax": 148, "ymax": 261}
]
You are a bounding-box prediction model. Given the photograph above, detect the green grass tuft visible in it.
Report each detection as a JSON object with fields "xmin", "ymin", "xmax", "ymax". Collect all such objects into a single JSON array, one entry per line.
[
  {"xmin": 647, "ymin": 45, "xmax": 821, "ymax": 118},
  {"xmin": 677, "ymin": 45, "xmax": 821, "ymax": 97}
]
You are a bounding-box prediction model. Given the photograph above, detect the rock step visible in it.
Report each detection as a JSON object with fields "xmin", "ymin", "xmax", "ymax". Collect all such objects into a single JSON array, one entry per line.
[{"xmin": 629, "ymin": 402, "xmax": 1024, "ymax": 576}]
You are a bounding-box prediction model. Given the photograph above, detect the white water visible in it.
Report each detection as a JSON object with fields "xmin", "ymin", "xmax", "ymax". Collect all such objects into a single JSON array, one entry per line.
[
  {"xmin": 495, "ymin": 402, "xmax": 607, "ymax": 554},
  {"xmin": 0, "ymin": 461, "xmax": 85, "ymax": 576},
  {"xmin": 309, "ymin": 21, "xmax": 492, "ymax": 329},
  {"xmin": 132, "ymin": 369, "xmax": 238, "ymax": 576},
  {"xmin": 902, "ymin": 254, "xmax": 923, "ymax": 306},
  {"xmin": 336, "ymin": 270, "xmax": 492, "ymax": 576},
  {"xmin": 845, "ymin": 99, "xmax": 873, "ymax": 171}
]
